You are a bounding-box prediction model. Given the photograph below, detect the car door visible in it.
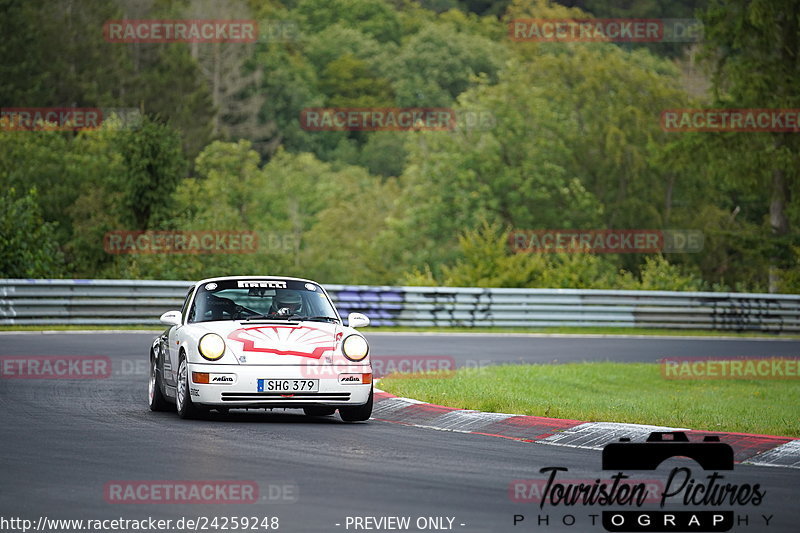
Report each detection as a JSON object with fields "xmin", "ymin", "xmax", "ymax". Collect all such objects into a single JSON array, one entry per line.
[{"xmin": 165, "ymin": 286, "xmax": 194, "ymax": 386}]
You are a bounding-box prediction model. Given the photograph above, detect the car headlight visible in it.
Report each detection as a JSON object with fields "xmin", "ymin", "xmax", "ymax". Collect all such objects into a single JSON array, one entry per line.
[
  {"xmin": 199, "ymin": 333, "xmax": 226, "ymax": 361},
  {"xmin": 342, "ymin": 334, "xmax": 369, "ymax": 361}
]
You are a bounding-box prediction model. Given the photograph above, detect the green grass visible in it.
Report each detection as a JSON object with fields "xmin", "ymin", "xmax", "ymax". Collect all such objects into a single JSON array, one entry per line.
[{"xmin": 379, "ymin": 362, "xmax": 800, "ymax": 437}]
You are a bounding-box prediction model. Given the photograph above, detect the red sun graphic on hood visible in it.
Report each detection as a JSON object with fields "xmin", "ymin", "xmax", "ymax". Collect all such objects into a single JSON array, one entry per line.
[{"xmin": 226, "ymin": 325, "xmax": 338, "ymax": 359}]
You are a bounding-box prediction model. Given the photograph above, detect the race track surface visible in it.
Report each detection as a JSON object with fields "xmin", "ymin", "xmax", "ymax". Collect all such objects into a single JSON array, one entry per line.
[{"xmin": 0, "ymin": 332, "xmax": 797, "ymax": 533}]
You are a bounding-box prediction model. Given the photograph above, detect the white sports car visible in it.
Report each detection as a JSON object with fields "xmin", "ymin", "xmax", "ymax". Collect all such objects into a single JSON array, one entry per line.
[{"xmin": 148, "ymin": 276, "xmax": 373, "ymax": 421}]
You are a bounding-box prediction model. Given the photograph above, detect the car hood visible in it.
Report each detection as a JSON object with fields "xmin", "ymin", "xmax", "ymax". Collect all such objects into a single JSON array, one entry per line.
[{"xmin": 195, "ymin": 321, "xmax": 346, "ymax": 365}]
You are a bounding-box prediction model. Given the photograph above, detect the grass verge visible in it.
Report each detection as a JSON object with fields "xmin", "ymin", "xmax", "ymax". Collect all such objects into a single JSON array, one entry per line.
[{"xmin": 378, "ymin": 362, "xmax": 800, "ymax": 438}]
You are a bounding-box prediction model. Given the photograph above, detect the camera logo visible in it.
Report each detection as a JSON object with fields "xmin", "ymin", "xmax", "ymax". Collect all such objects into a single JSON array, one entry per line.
[{"xmin": 602, "ymin": 431, "xmax": 734, "ymax": 471}]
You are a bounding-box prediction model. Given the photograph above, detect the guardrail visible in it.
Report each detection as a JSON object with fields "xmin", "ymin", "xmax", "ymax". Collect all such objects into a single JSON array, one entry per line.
[{"xmin": 1, "ymin": 279, "xmax": 799, "ymax": 333}]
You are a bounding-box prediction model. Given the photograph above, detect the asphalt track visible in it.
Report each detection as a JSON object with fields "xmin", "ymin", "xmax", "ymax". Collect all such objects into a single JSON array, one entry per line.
[{"xmin": 0, "ymin": 332, "xmax": 798, "ymax": 533}]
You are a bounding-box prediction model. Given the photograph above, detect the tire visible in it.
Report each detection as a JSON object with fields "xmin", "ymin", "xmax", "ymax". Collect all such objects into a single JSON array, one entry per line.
[
  {"xmin": 339, "ymin": 387, "xmax": 373, "ymax": 422},
  {"xmin": 148, "ymin": 352, "xmax": 171, "ymax": 412},
  {"xmin": 176, "ymin": 355, "xmax": 205, "ymax": 419},
  {"xmin": 303, "ymin": 406, "xmax": 337, "ymax": 417}
]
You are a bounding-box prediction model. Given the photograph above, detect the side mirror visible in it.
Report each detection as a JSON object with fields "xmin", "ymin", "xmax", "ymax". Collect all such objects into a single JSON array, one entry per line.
[
  {"xmin": 347, "ymin": 312, "xmax": 370, "ymax": 328},
  {"xmin": 159, "ymin": 310, "xmax": 182, "ymax": 326}
]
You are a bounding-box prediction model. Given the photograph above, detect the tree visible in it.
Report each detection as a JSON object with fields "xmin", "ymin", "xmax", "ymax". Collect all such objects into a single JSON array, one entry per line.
[
  {"xmin": 390, "ymin": 39, "xmax": 692, "ymax": 273},
  {"xmin": 0, "ymin": 129, "xmax": 75, "ymax": 241},
  {"xmin": 699, "ymin": 0, "xmax": 800, "ymax": 291},
  {"xmin": 115, "ymin": 117, "xmax": 187, "ymax": 230},
  {"xmin": 319, "ymin": 54, "xmax": 395, "ymax": 108},
  {"xmin": 379, "ymin": 22, "xmax": 506, "ymax": 107},
  {"xmin": 296, "ymin": 0, "xmax": 403, "ymax": 43},
  {"xmin": 0, "ymin": 189, "xmax": 64, "ymax": 278}
]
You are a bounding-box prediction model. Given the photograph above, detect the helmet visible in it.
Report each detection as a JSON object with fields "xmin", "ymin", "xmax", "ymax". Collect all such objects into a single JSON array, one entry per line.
[{"xmin": 273, "ymin": 291, "xmax": 302, "ymax": 314}]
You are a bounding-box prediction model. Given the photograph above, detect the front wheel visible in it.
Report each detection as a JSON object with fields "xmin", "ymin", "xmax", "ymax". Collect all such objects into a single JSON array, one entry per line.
[
  {"xmin": 339, "ymin": 387, "xmax": 373, "ymax": 422},
  {"xmin": 148, "ymin": 353, "xmax": 170, "ymax": 412},
  {"xmin": 176, "ymin": 357, "xmax": 204, "ymax": 419}
]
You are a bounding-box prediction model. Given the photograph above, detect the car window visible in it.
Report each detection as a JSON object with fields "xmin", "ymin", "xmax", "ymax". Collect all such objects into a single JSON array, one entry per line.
[
  {"xmin": 187, "ymin": 280, "xmax": 338, "ymax": 323},
  {"xmin": 179, "ymin": 287, "xmax": 194, "ymax": 324}
]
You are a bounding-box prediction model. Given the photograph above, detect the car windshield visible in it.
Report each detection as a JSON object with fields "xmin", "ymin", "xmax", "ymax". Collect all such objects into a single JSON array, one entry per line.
[{"xmin": 187, "ymin": 279, "xmax": 339, "ymax": 324}]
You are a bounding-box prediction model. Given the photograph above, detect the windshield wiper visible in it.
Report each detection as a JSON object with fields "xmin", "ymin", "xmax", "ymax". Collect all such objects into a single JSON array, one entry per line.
[
  {"xmin": 297, "ymin": 316, "xmax": 340, "ymax": 323},
  {"xmin": 243, "ymin": 313, "xmax": 338, "ymax": 323}
]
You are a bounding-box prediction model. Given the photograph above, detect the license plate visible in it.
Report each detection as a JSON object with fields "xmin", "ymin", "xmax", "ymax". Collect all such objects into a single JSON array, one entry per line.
[{"xmin": 258, "ymin": 379, "xmax": 318, "ymax": 392}]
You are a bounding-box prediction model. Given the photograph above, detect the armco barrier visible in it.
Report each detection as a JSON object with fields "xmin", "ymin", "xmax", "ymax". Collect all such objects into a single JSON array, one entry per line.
[{"xmin": 1, "ymin": 279, "xmax": 799, "ymax": 333}]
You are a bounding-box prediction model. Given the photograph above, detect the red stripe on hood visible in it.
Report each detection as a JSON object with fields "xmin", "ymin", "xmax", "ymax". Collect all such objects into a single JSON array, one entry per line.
[{"xmin": 227, "ymin": 325, "xmax": 335, "ymax": 359}]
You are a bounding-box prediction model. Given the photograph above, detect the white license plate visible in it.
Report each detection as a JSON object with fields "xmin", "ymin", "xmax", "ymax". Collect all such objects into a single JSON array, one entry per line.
[{"xmin": 258, "ymin": 379, "xmax": 318, "ymax": 392}]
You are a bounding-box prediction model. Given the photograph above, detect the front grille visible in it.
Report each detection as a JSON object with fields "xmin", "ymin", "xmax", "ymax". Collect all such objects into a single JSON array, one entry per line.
[{"xmin": 220, "ymin": 392, "xmax": 351, "ymax": 402}]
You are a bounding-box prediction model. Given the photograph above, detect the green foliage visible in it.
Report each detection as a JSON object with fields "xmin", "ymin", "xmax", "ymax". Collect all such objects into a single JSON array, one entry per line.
[
  {"xmin": 296, "ymin": 0, "xmax": 403, "ymax": 43},
  {"xmin": 0, "ymin": 0, "xmax": 796, "ymax": 295},
  {"xmin": 0, "ymin": 0, "xmax": 215, "ymax": 160},
  {"xmin": 402, "ymin": 221, "xmax": 705, "ymax": 290},
  {"xmin": 619, "ymin": 256, "xmax": 705, "ymax": 291},
  {"xmin": 108, "ymin": 142, "xmax": 400, "ymax": 283},
  {"xmin": 358, "ymin": 132, "xmax": 408, "ymax": 177},
  {"xmin": 694, "ymin": 0, "xmax": 800, "ymax": 290},
  {"xmin": 115, "ymin": 118, "xmax": 187, "ymax": 230},
  {"xmin": 380, "ymin": 23, "xmax": 505, "ymax": 107},
  {"xmin": 304, "ymin": 24, "xmax": 389, "ymax": 72},
  {"xmin": 319, "ymin": 54, "xmax": 395, "ymax": 108},
  {"xmin": 392, "ymin": 39, "xmax": 689, "ymax": 272},
  {"xmin": 437, "ymin": 221, "xmax": 556, "ymax": 288},
  {"xmin": 133, "ymin": 44, "xmax": 215, "ymax": 160},
  {"xmin": 0, "ymin": 189, "xmax": 64, "ymax": 278},
  {"xmin": 249, "ymin": 42, "xmax": 325, "ymax": 156},
  {"xmin": 778, "ymin": 247, "xmax": 800, "ymax": 294},
  {"xmin": 0, "ymin": 129, "xmax": 75, "ymax": 239}
]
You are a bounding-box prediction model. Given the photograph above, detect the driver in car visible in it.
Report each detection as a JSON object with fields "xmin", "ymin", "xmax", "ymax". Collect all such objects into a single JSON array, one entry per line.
[{"xmin": 269, "ymin": 291, "xmax": 303, "ymax": 316}]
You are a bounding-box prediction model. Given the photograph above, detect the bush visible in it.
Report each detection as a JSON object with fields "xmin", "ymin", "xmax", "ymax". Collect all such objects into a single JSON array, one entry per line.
[
  {"xmin": 401, "ymin": 222, "xmax": 707, "ymax": 291},
  {"xmin": 0, "ymin": 189, "xmax": 65, "ymax": 278}
]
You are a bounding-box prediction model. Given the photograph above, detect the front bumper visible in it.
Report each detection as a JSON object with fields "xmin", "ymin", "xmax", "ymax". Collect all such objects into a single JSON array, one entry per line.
[{"xmin": 187, "ymin": 362, "xmax": 372, "ymax": 408}]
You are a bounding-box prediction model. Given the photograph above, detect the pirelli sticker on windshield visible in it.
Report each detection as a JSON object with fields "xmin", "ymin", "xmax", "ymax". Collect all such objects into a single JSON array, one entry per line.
[{"xmin": 237, "ymin": 281, "xmax": 287, "ymax": 289}]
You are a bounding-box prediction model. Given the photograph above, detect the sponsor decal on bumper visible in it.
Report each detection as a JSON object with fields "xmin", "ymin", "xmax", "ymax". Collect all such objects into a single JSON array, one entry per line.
[
  {"xmin": 338, "ymin": 373, "xmax": 373, "ymax": 385},
  {"xmin": 192, "ymin": 372, "xmax": 237, "ymax": 384}
]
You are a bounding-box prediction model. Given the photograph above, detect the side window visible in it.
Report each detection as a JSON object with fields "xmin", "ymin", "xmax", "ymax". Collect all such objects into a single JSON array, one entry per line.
[{"xmin": 180, "ymin": 287, "xmax": 195, "ymax": 324}]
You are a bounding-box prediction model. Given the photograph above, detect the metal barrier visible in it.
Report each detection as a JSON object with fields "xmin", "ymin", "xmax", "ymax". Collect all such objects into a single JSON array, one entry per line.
[{"xmin": 1, "ymin": 279, "xmax": 799, "ymax": 333}]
